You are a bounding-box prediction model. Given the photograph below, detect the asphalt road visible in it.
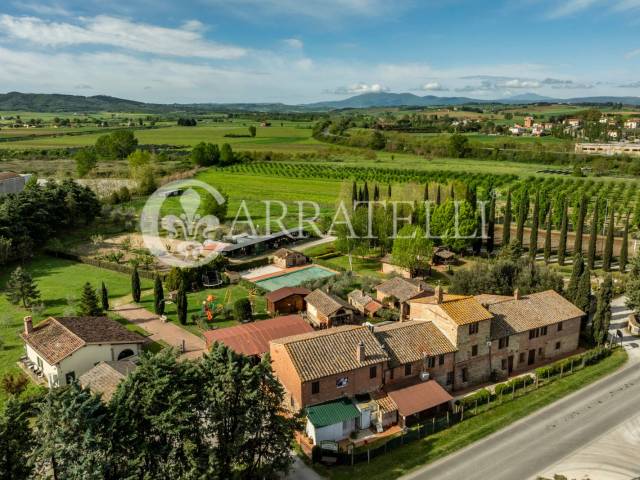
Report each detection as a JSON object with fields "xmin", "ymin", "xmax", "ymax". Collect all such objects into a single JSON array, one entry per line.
[{"xmin": 403, "ymin": 298, "xmax": 640, "ymax": 480}]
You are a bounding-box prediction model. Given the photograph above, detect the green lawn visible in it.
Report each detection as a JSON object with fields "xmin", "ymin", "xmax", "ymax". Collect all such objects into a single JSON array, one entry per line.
[
  {"xmin": 138, "ymin": 283, "xmax": 268, "ymax": 337},
  {"xmin": 317, "ymin": 348, "xmax": 628, "ymax": 480},
  {"xmin": 320, "ymin": 255, "xmax": 385, "ymax": 279},
  {"xmin": 0, "ymin": 256, "xmax": 152, "ymax": 403}
]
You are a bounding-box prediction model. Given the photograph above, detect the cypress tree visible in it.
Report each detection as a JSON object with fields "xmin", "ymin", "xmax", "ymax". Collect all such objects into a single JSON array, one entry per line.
[
  {"xmin": 516, "ymin": 188, "xmax": 528, "ymax": 248},
  {"xmin": 131, "ymin": 266, "xmax": 141, "ymax": 303},
  {"xmin": 100, "ymin": 281, "xmax": 109, "ymax": 312},
  {"xmin": 574, "ymin": 266, "xmax": 592, "ymax": 315},
  {"xmin": 620, "ymin": 213, "xmax": 629, "ymax": 272},
  {"xmin": 574, "ymin": 195, "xmax": 587, "ymax": 256},
  {"xmin": 351, "ymin": 181, "xmax": 357, "ymax": 205},
  {"xmin": 543, "ymin": 207, "xmax": 552, "ymax": 264},
  {"xmin": 423, "ymin": 183, "xmax": 429, "ymax": 202},
  {"xmin": 602, "ymin": 207, "xmax": 615, "ymax": 272},
  {"xmin": 587, "ymin": 199, "xmax": 599, "ymax": 269},
  {"xmin": 0, "ymin": 397, "xmax": 33, "ymax": 480},
  {"xmin": 374, "ymin": 184, "xmax": 380, "ymax": 201},
  {"xmin": 154, "ymin": 275, "xmax": 165, "ymax": 316},
  {"xmin": 466, "ymin": 185, "xmax": 477, "ymax": 208},
  {"xmin": 176, "ymin": 275, "xmax": 188, "ymax": 325},
  {"xmin": 529, "ymin": 191, "xmax": 540, "ymax": 259},
  {"xmin": 358, "ymin": 187, "xmax": 363, "ymax": 203},
  {"xmin": 502, "ymin": 189, "xmax": 512, "ymax": 247},
  {"xmin": 449, "ymin": 183, "xmax": 455, "ymax": 200},
  {"xmin": 387, "ymin": 183, "xmax": 392, "ymax": 199},
  {"xmin": 592, "ymin": 274, "xmax": 613, "ymax": 345},
  {"xmin": 436, "ymin": 185, "xmax": 441, "ymax": 205},
  {"xmin": 79, "ymin": 282, "xmax": 102, "ymax": 316},
  {"xmin": 558, "ymin": 198, "xmax": 568, "ymax": 266},
  {"xmin": 567, "ymin": 253, "xmax": 585, "ymax": 302},
  {"xmin": 363, "ymin": 182, "xmax": 370, "ymax": 202},
  {"xmin": 487, "ymin": 193, "xmax": 496, "ymax": 253}
]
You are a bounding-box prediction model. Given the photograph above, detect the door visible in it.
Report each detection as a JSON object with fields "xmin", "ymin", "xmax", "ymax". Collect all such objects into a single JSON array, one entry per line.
[
  {"xmin": 528, "ymin": 349, "xmax": 536, "ymax": 365},
  {"xmin": 507, "ymin": 355, "xmax": 514, "ymax": 374}
]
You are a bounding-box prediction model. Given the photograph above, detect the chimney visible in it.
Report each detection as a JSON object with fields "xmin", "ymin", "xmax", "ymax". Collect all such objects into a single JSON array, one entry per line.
[
  {"xmin": 357, "ymin": 340, "xmax": 365, "ymax": 362},
  {"xmin": 514, "ymin": 288, "xmax": 521, "ymax": 301},
  {"xmin": 23, "ymin": 316, "xmax": 33, "ymax": 335},
  {"xmin": 435, "ymin": 285, "xmax": 443, "ymax": 304}
]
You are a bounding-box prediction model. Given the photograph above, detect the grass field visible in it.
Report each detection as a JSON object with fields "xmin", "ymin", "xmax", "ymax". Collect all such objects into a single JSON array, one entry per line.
[
  {"xmin": 0, "ymin": 256, "xmax": 152, "ymax": 403},
  {"xmin": 317, "ymin": 348, "xmax": 628, "ymax": 480}
]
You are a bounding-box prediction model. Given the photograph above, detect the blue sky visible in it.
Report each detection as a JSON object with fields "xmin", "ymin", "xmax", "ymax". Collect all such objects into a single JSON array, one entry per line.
[{"xmin": 0, "ymin": 0, "xmax": 639, "ymax": 103}]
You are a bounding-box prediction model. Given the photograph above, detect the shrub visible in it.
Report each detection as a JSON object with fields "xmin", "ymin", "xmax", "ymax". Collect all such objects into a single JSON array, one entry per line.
[
  {"xmin": 1, "ymin": 371, "xmax": 29, "ymax": 395},
  {"xmin": 233, "ymin": 298, "xmax": 252, "ymax": 322}
]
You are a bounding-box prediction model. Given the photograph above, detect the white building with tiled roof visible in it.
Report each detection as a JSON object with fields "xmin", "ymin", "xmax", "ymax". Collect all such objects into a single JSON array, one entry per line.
[{"xmin": 20, "ymin": 316, "xmax": 145, "ymax": 388}]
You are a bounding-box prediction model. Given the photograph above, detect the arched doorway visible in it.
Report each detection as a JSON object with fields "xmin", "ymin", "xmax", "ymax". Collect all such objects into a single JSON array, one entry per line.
[{"xmin": 117, "ymin": 348, "xmax": 135, "ymax": 360}]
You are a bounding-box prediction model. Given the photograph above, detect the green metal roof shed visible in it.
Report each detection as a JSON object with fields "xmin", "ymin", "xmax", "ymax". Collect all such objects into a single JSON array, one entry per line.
[{"xmin": 306, "ymin": 398, "xmax": 360, "ymax": 428}]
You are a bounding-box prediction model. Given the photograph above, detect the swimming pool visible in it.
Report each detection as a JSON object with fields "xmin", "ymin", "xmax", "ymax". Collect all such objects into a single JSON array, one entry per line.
[{"xmin": 255, "ymin": 266, "xmax": 336, "ymax": 291}]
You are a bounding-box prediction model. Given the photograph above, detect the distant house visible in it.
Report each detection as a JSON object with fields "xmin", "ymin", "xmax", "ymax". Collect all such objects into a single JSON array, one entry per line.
[
  {"xmin": 20, "ymin": 316, "xmax": 145, "ymax": 388},
  {"xmin": 524, "ymin": 116, "xmax": 534, "ymax": 128},
  {"xmin": 272, "ymin": 248, "xmax": 307, "ymax": 269},
  {"xmin": 565, "ymin": 118, "xmax": 581, "ymax": 128},
  {"xmin": 79, "ymin": 358, "xmax": 138, "ymax": 402},
  {"xmin": 347, "ymin": 289, "xmax": 383, "ymax": 318},
  {"xmin": 0, "ymin": 172, "xmax": 29, "ymax": 196},
  {"xmin": 305, "ymin": 289, "xmax": 356, "ymax": 328},
  {"xmin": 375, "ymin": 277, "xmax": 433, "ymax": 319},
  {"xmin": 202, "ymin": 314, "xmax": 313, "ymax": 358},
  {"xmin": 265, "ymin": 287, "xmax": 310, "ymax": 315},
  {"xmin": 624, "ymin": 118, "xmax": 640, "ymax": 129}
]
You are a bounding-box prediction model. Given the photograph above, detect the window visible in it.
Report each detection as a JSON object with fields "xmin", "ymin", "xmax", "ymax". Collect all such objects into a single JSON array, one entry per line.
[
  {"xmin": 498, "ymin": 336, "xmax": 510, "ymax": 349},
  {"xmin": 439, "ymin": 354, "xmax": 445, "ymax": 366},
  {"xmin": 446, "ymin": 371, "xmax": 454, "ymax": 385},
  {"xmin": 427, "ymin": 356, "xmax": 436, "ymax": 368},
  {"xmin": 558, "ymin": 322, "xmax": 563, "ymax": 332},
  {"xmin": 501, "ymin": 359, "xmax": 507, "ymax": 370},
  {"xmin": 469, "ymin": 322, "xmax": 479, "ymax": 335},
  {"xmin": 461, "ymin": 367, "xmax": 468, "ymax": 383},
  {"xmin": 311, "ymin": 381, "xmax": 320, "ymax": 394},
  {"xmin": 519, "ymin": 352, "xmax": 526, "ymax": 363},
  {"xmin": 538, "ymin": 347, "xmax": 543, "ymax": 356},
  {"xmin": 529, "ymin": 328, "xmax": 541, "ymax": 339},
  {"xmin": 65, "ymin": 371, "xmax": 76, "ymax": 385},
  {"xmin": 471, "ymin": 345, "xmax": 478, "ymax": 357},
  {"xmin": 555, "ymin": 341, "xmax": 561, "ymax": 350},
  {"xmin": 541, "ymin": 326, "xmax": 548, "ymax": 336},
  {"xmin": 369, "ymin": 366, "xmax": 377, "ymax": 379},
  {"xmin": 404, "ymin": 363, "xmax": 412, "ymax": 376}
]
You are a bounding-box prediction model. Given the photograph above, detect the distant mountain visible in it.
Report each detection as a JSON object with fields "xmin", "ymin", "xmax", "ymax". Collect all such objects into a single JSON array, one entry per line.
[{"xmin": 2, "ymin": 90, "xmax": 640, "ymax": 113}]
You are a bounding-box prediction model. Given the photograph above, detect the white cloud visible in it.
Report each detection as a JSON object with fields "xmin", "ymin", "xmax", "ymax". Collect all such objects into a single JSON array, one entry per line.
[
  {"xmin": 419, "ymin": 81, "xmax": 448, "ymax": 91},
  {"xmin": 547, "ymin": 0, "xmax": 601, "ymax": 18},
  {"xmin": 283, "ymin": 38, "xmax": 304, "ymax": 49},
  {"xmin": 618, "ymin": 80, "xmax": 640, "ymax": 87},
  {"xmin": 332, "ymin": 83, "xmax": 390, "ymax": 94},
  {"xmin": 0, "ymin": 14, "xmax": 246, "ymax": 59},
  {"xmin": 502, "ymin": 79, "xmax": 541, "ymax": 89}
]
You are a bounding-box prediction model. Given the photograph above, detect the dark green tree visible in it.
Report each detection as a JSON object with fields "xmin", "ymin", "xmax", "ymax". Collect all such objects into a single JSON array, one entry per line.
[
  {"xmin": 448, "ymin": 134, "xmax": 469, "ymax": 157},
  {"xmin": 100, "ymin": 281, "xmax": 109, "ymax": 312},
  {"xmin": 5, "ymin": 266, "xmax": 40, "ymax": 308},
  {"xmin": 574, "ymin": 195, "xmax": 587, "ymax": 256},
  {"xmin": 574, "ymin": 266, "xmax": 592, "ymax": 315},
  {"xmin": 558, "ymin": 198, "xmax": 568, "ymax": 266},
  {"xmin": 515, "ymin": 188, "xmax": 529, "ymax": 248},
  {"xmin": 153, "ymin": 275, "xmax": 165, "ymax": 316},
  {"xmin": 220, "ymin": 143, "xmax": 234, "ymax": 165},
  {"xmin": 592, "ymin": 274, "xmax": 613, "ymax": 345},
  {"xmin": 529, "ymin": 191, "xmax": 540, "ymax": 259},
  {"xmin": 387, "ymin": 183, "xmax": 392, "ymax": 198},
  {"xmin": 423, "ymin": 183, "xmax": 429, "ymax": 202},
  {"xmin": 233, "ymin": 298, "xmax": 253, "ymax": 322},
  {"xmin": 587, "ymin": 199, "xmax": 599, "ymax": 269},
  {"xmin": 620, "ymin": 213, "xmax": 629, "ymax": 272},
  {"xmin": 131, "ymin": 266, "xmax": 141, "ymax": 303},
  {"xmin": 543, "ymin": 207, "xmax": 552, "ymax": 264},
  {"xmin": 602, "ymin": 207, "xmax": 615, "ymax": 272},
  {"xmin": 0, "ymin": 397, "xmax": 33, "ymax": 480},
  {"xmin": 176, "ymin": 275, "xmax": 188, "ymax": 325},
  {"xmin": 625, "ymin": 256, "xmax": 640, "ymax": 313},
  {"xmin": 502, "ymin": 189, "xmax": 512, "ymax": 247},
  {"xmin": 351, "ymin": 181, "xmax": 357, "ymax": 205},
  {"xmin": 566, "ymin": 253, "xmax": 585, "ymax": 302},
  {"xmin": 487, "ymin": 193, "xmax": 496, "ymax": 253},
  {"xmin": 436, "ymin": 184, "xmax": 441, "ymax": 205},
  {"xmin": 78, "ymin": 282, "xmax": 102, "ymax": 316},
  {"xmin": 249, "ymin": 125, "xmax": 257, "ymax": 137},
  {"xmin": 74, "ymin": 148, "xmax": 97, "ymax": 177}
]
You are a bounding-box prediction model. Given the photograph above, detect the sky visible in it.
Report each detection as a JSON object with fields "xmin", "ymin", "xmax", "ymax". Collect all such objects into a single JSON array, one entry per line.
[{"xmin": 0, "ymin": 0, "xmax": 640, "ymax": 104}]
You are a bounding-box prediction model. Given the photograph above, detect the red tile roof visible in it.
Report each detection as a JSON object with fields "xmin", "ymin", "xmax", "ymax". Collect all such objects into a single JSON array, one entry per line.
[
  {"xmin": 387, "ymin": 380, "xmax": 453, "ymax": 417},
  {"xmin": 203, "ymin": 314, "xmax": 314, "ymax": 357},
  {"xmin": 264, "ymin": 287, "xmax": 311, "ymax": 303}
]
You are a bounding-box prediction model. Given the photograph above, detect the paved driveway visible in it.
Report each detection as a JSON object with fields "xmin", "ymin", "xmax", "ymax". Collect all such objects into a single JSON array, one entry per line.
[{"xmin": 114, "ymin": 304, "xmax": 206, "ymax": 360}]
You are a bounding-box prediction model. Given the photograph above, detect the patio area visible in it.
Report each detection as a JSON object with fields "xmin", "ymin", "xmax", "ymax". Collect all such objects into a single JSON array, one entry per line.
[{"xmin": 17, "ymin": 356, "xmax": 48, "ymax": 387}]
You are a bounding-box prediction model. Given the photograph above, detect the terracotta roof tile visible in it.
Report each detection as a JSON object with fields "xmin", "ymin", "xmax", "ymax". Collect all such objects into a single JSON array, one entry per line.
[
  {"xmin": 387, "ymin": 380, "xmax": 453, "ymax": 417},
  {"xmin": 0, "ymin": 172, "xmax": 20, "ymax": 181},
  {"xmin": 374, "ymin": 321, "xmax": 456, "ymax": 367},
  {"xmin": 376, "ymin": 277, "xmax": 433, "ymax": 303},
  {"xmin": 79, "ymin": 358, "xmax": 137, "ymax": 402},
  {"xmin": 264, "ymin": 287, "xmax": 311, "ymax": 303},
  {"xmin": 412, "ymin": 295, "xmax": 493, "ymax": 326},
  {"xmin": 272, "ymin": 325, "xmax": 389, "ymax": 382},
  {"xmin": 305, "ymin": 289, "xmax": 354, "ymax": 317}
]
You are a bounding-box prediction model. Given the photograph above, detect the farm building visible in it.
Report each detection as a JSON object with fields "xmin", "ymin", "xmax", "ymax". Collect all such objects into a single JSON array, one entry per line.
[
  {"xmin": 272, "ymin": 248, "xmax": 308, "ymax": 269},
  {"xmin": 0, "ymin": 171, "xmax": 30, "ymax": 196},
  {"xmin": 265, "ymin": 286, "xmax": 311, "ymax": 315},
  {"xmin": 305, "ymin": 289, "xmax": 356, "ymax": 328}
]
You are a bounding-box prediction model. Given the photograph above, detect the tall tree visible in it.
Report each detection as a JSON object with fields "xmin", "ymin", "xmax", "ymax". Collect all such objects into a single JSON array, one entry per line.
[
  {"xmin": 423, "ymin": 183, "xmax": 429, "ymax": 202},
  {"xmin": 592, "ymin": 274, "xmax": 613, "ymax": 345},
  {"xmin": 487, "ymin": 193, "xmax": 496, "ymax": 253},
  {"xmin": 502, "ymin": 189, "xmax": 512, "ymax": 247},
  {"xmin": 153, "ymin": 275, "xmax": 165, "ymax": 316},
  {"xmin": 587, "ymin": 199, "xmax": 599, "ymax": 269},
  {"xmin": 131, "ymin": 266, "xmax": 141, "ymax": 303},
  {"xmin": 391, "ymin": 225, "xmax": 433, "ymax": 277},
  {"xmin": 516, "ymin": 188, "xmax": 528, "ymax": 248},
  {"xmin": 363, "ymin": 182, "xmax": 370, "ymax": 202},
  {"xmin": 620, "ymin": 213, "xmax": 629, "ymax": 273},
  {"xmin": 574, "ymin": 266, "xmax": 592, "ymax": 315},
  {"xmin": 436, "ymin": 184, "xmax": 441, "ymax": 205},
  {"xmin": 100, "ymin": 281, "xmax": 109, "ymax": 312},
  {"xmin": 567, "ymin": 253, "xmax": 585, "ymax": 302},
  {"xmin": 625, "ymin": 256, "xmax": 640, "ymax": 313},
  {"xmin": 176, "ymin": 275, "xmax": 188, "ymax": 325},
  {"xmin": 558, "ymin": 198, "xmax": 568, "ymax": 266},
  {"xmin": 543, "ymin": 207, "xmax": 552, "ymax": 264},
  {"xmin": 574, "ymin": 195, "xmax": 587, "ymax": 256},
  {"xmin": 78, "ymin": 282, "xmax": 102, "ymax": 317},
  {"xmin": 529, "ymin": 191, "xmax": 540, "ymax": 259},
  {"xmin": 30, "ymin": 384, "xmax": 111, "ymax": 480},
  {"xmin": 0, "ymin": 397, "xmax": 33, "ymax": 480},
  {"xmin": 351, "ymin": 181, "xmax": 357, "ymax": 206},
  {"xmin": 5, "ymin": 267, "xmax": 40, "ymax": 308},
  {"xmin": 602, "ymin": 207, "xmax": 615, "ymax": 272},
  {"xmin": 387, "ymin": 183, "xmax": 392, "ymax": 199}
]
